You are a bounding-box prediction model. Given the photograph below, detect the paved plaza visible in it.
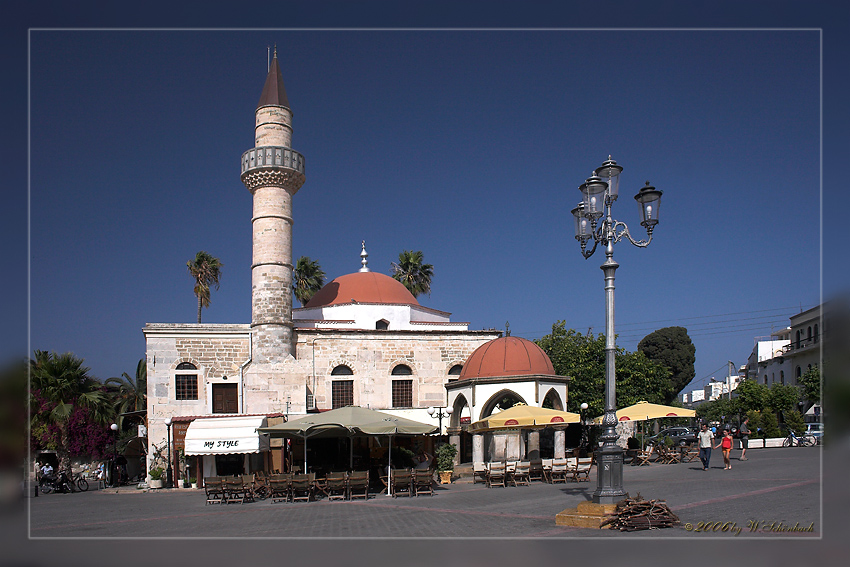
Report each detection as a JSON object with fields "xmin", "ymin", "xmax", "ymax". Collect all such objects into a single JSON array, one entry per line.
[{"xmin": 28, "ymin": 447, "xmax": 821, "ymax": 539}]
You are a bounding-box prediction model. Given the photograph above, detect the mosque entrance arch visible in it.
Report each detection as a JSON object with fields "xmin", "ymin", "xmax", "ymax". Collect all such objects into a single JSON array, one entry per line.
[
  {"xmin": 542, "ymin": 388, "xmax": 564, "ymax": 411},
  {"xmin": 450, "ymin": 394, "xmax": 472, "ymax": 463},
  {"xmin": 479, "ymin": 389, "xmax": 527, "ymax": 420}
]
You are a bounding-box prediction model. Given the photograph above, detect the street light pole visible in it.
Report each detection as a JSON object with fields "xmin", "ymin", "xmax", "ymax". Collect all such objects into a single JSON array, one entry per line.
[
  {"xmin": 427, "ymin": 406, "xmax": 453, "ymax": 437},
  {"xmin": 579, "ymin": 402, "xmax": 589, "ymax": 451},
  {"xmin": 110, "ymin": 422, "xmax": 118, "ymax": 487},
  {"xmin": 164, "ymin": 417, "xmax": 174, "ymax": 489},
  {"xmin": 571, "ymin": 157, "xmax": 663, "ymax": 505}
]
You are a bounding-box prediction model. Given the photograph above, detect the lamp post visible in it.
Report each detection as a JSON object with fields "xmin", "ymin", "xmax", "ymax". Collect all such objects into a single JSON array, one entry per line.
[
  {"xmin": 571, "ymin": 156, "xmax": 663, "ymax": 505},
  {"xmin": 164, "ymin": 417, "xmax": 174, "ymax": 489},
  {"xmin": 110, "ymin": 423, "xmax": 118, "ymax": 487},
  {"xmin": 427, "ymin": 406, "xmax": 453, "ymax": 437},
  {"xmin": 580, "ymin": 402, "xmax": 589, "ymax": 451}
]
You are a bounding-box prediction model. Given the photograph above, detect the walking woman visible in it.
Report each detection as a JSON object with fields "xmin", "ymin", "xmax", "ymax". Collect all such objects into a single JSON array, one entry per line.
[{"xmin": 714, "ymin": 429, "xmax": 733, "ymax": 470}]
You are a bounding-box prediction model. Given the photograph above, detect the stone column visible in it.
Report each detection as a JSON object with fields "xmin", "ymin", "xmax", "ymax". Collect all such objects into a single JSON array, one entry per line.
[
  {"xmin": 491, "ymin": 433, "xmax": 507, "ymax": 461},
  {"xmin": 554, "ymin": 428, "xmax": 566, "ymax": 458},
  {"xmin": 506, "ymin": 430, "xmax": 521, "ymax": 461},
  {"xmin": 472, "ymin": 434, "xmax": 484, "ymax": 463},
  {"xmin": 448, "ymin": 431, "xmax": 461, "ymax": 467},
  {"xmin": 527, "ymin": 430, "xmax": 540, "ymax": 461}
]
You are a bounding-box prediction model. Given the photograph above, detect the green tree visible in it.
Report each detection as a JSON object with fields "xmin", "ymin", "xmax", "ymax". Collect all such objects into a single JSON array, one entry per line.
[
  {"xmin": 637, "ymin": 326, "xmax": 696, "ymax": 404},
  {"xmin": 766, "ymin": 383, "xmax": 799, "ymax": 415},
  {"xmin": 797, "ymin": 366, "xmax": 821, "ymax": 406},
  {"xmin": 292, "ymin": 256, "xmax": 326, "ymax": 307},
  {"xmin": 734, "ymin": 379, "xmax": 768, "ymax": 413},
  {"xmin": 105, "ymin": 358, "xmax": 147, "ymax": 430},
  {"xmin": 783, "ymin": 409, "xmax": 806, "ymax": 435},
  {"xmin": 30, "ymin": 351, "xmax": 114, "ymax": 472},
  {"xmin": 187, "ymin": 251, "xmax": 223, "ymax": 323},
  {"xmin": 391, "ymin": 250, "xmax": 433, "ymax": 298},
  {"xmin": 759, "ymin": 410, "xmax": 781, "ymax": 438},
  {"xmin": 695, "ymin": 397, "xmax": 737, "ymax": 424},
  {"xmin": 536, "ymin": 322, "xmax": 670, "ymax": 417}
]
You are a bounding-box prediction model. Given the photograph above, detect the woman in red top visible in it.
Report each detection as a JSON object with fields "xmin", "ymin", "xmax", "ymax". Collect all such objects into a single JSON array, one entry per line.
[{"xmin": 714, "ymin": 429, "xmax": 733, "ymax": 470}]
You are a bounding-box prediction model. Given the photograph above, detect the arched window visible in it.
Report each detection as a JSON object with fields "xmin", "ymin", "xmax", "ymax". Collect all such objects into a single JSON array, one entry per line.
[
  {"xmin": 807, "ymin": 326, "xmax": 812, "ymax": 342},
  {"xmin": 175, "ymin": 362, "xmax": 198, "ymax": 400},
  {"xmin": 331, "ymin": 365, "xmax": 353, "ymax": 376},
  {"xmin": 796, "ymin": 366, "xmax": 802, "ymax": 380},
  {"xmin": 391, "ymin": 364, "xmax": 413, "ymax": 407},
  {"xmin": 448, "ymin": 364, "xmax": 463, "ymax": 375},
  {"xmin": 391, "ymin": 364, "xmax": 412, "ymax": 376},
  {"xmin": 795, "ymin": 330, "xmax": 801, "ymax": 349},
  {"xmin": 780, "ymin": 370, "xmax": 785, "ymax": 385},
  {"xmin": 376, "ymin": 319, "xmax": 389, "ymax": 330},
  {"xmin": 814, "ymin": 324, "xmax": 819, "ymax": 342}
]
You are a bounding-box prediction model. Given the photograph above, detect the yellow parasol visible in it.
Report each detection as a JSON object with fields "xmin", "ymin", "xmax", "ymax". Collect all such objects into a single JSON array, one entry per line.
[
  {"xmin": 471, "ymin": 404, "xmax": 581, "ymax": 432},
  {"xmin": 592, "ymin": 400, "xmax": 695, "ymax": 423}
]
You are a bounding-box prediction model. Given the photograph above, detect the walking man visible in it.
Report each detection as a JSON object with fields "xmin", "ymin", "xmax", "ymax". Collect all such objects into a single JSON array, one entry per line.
[
  {"xmin": 698, "ymin": 423, "xmax": 713, "ymax": 470},
  {"xmin": 739, "ymin": 417, "xmax": 750, "ymax": 460}
]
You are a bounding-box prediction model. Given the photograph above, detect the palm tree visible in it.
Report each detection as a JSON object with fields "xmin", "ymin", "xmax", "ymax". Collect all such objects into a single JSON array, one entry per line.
[
  {"xmin": 391, "ymin": 250, "xmax": 434, "ymax": 298},
  {"xmin": 292, "ymin": 256, "xmax": 326, "ymax": 307},
  {"xmin": 30, "ymin": 351, "xmax": 114, "ymax": 473},
  {"xmin": 187, "ymin": 251, "xmax": 223, "ymax": 323},
  {"xmin": 105, "ymin": 358, "xmax": 147, "ymax": 430}
]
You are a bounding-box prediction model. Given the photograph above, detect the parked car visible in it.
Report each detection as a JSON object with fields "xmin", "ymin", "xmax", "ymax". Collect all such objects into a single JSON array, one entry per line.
[
  {"xmin": 805, "ymin": 423, "xmax": 823, "ymax": 442},
  {"xmin": 645, "ymin": 426, "xmax": 698, "ymax": 447}
]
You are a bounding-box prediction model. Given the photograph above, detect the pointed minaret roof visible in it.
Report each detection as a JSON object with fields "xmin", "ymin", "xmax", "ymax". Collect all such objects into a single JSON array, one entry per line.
[{"xmin": 257, "ymin": 46, "xmax": 290, "ymax": 109}]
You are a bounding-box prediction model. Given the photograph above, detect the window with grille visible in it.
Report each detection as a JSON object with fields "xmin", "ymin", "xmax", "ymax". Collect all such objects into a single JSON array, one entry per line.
[
  {"xmin": 392, "ymin": 380, "xmax": 413, "ymax": 408},
  {"xmin": 332, "ymin": 380, "xmax": 353, "ymax": 409},
  {"xmin": 175, "ymin": 363, "xmax": 198, "ymax": 400}
]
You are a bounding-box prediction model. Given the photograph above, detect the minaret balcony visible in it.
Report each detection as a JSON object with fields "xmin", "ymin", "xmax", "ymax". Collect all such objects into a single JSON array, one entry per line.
[{"xmin": 241, "ymin": 146, "xmax": 305, "ymax": 177}]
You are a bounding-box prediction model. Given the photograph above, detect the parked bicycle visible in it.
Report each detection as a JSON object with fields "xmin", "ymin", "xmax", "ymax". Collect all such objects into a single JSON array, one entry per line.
[
  {"xmin": 783, "ymin": 430, "xmax": 816, "ymax": 447},
  {"xmin": 72, "ymin": 471, "xmax": 89, "ymax": 492}
]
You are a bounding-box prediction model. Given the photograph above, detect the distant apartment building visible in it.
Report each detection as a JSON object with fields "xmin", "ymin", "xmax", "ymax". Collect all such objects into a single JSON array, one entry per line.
[{"xmin": 746, "ymin": 328, "xmax": 793, "ymax": 386}]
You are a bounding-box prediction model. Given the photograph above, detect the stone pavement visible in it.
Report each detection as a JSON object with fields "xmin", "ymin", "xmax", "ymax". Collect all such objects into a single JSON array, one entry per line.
[{"xmin": 26, "ymin": 446, "xmax": 821, "ymax": 539}]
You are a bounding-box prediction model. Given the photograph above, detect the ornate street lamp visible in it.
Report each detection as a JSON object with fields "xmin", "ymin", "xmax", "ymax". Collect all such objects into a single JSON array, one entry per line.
[
  {"xmin": 579, "ymin": 402, "xmax": 589, "ymax": 451},
  {"xmin": 164, "ymin": 417, "xmax": 174, "ymax": 489},
  {"xmin": 571, "ymin": 156, "xmax": 663, "ymax": 505},
  {"xmin": 110, "ymin": 423, "xmax": 118, "ymax": 487},
  {"xmin": 427, "ymin": 406, "xmax": 453, "ymax": 436}
]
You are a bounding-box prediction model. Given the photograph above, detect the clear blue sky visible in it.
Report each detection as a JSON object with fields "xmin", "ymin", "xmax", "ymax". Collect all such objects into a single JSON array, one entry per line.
[{"xmin": 7, "ymin": 4, "xmax": 848, "ymax": 401}]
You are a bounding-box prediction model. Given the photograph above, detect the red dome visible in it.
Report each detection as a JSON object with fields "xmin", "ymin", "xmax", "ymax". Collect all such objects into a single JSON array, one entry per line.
[
  {"xmin": 459, "ymin": 336, "xmax": 556, "ymax": 379},
  {"xmin": 304, "ymin": 272, "xmax": 419, "ymax": 308}
]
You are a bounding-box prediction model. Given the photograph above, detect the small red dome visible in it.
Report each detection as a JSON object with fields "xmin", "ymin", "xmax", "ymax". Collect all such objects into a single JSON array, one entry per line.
[
  {"xmin": 459, "ymin": 336, "xmax": 556, "ymax": 379},
  {"xmin": 304, "ymin": 272, "xmax": 419, "ymax": 308}
]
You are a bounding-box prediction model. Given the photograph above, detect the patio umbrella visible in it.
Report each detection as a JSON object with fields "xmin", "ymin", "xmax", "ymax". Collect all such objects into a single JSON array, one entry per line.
[
  {"xmin": 592, "ymin": 401, "xmax": 696, "ymax": 423},
  {"xmin": 257, "ymin": 406, "xmax": 436, "ymax": 473},
  {"xmin": 471, "ymin": 404, "xmax": 581, "ymax": 432}
]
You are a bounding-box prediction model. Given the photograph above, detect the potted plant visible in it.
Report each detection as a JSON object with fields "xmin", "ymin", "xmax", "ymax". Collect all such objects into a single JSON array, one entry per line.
[
  {"xmin": 435, "ymin": 443, "xmax": 457, "ymax": 484},
  {"xmin": 190, "ymin": 477, "xmax": 198, "ymax": 490},
  {"xmin": 149, "ymin": 467, "xmax": 164, "ymax": 489}
]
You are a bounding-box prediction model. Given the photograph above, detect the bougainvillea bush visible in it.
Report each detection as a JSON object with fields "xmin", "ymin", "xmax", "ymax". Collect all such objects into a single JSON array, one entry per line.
[{"xmin": 31, "ymin": 389, "xmax": 113, "ymax": 460}]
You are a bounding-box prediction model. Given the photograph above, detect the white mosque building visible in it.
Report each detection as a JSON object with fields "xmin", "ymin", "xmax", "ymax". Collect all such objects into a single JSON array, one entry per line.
[{"xmin": 143, "ymin": 51, "xmax": 570, "ymax": 481}]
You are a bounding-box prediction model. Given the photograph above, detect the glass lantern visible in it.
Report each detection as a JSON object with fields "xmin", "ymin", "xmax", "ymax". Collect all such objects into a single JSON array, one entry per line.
[
  {"xmin": 579, "ymin": 174, "xmax": 607, "ymax": 222},
  {"xmin": 634, "ymin": 182, "xmax": 662, "ymax": 229},
  {"xmin": 595, "ymin": 156, "xmax": 623, "ymax": 202},
  {"xmin": 571, "ymin": 203, "xmax": 591, "ymax": 242}
]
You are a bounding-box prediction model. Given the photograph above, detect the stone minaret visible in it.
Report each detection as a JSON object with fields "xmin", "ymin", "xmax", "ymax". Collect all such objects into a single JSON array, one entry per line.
[{"xmin": 240, "ymin": 49, "xmax": 305, "ymax": 363}]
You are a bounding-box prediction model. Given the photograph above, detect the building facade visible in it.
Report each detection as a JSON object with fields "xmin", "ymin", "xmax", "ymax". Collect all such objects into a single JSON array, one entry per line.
[{"xmin": 144, "ymin": 52, "xmax": 501, "ymax": 480}]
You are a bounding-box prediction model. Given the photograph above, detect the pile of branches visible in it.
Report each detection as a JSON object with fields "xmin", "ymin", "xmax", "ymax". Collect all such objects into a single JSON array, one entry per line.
[{"xmin": 600, "ymin": 493, "xmax": 680, "ymax": 531}]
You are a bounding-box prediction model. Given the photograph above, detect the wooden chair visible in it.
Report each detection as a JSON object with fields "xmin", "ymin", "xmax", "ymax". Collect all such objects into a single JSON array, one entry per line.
[
  {"xmin": 512, "ymin": 461, "xmax": 530, "ymax": 486},
  {"xmin": 633, "ymin": 448, "xmax": 653, "ymax": 466},
  {"xmin": 391, "ymin": 468, "xmax": 413, "ymax": 497},
  {"xmin": 564, "ymin": 457, "xmax": 578, "ymax": 482},
  {"xmin": 486, "ymin": 462, "xmax": 506, "ymax": 488},
  {"xmin": 574, "ymin": 457, "xmax": 592, "ymax": 482},
  {"xmin": 269, "ymin": 473, "xmax": 292, "ymax": 503},
  {"xmin": 682, "ymin": 444, "xmax": 700, "ymax": 463},
  {"xmin": 413, "ymin": 469, "xmax": 434, "ymax": 497},
  {"xmin": 505, "ymin": 461, "xmax": 517, "ymax": 485},
  {"xmin": 550, "ymin": 458, "xmax": 568, "ymax": 483},
  {"xmin": 347, "ymin": 470, "xmax": 370, "ymax": 500},
  {"xmin": 221, "ymin": 476, "xmax": 247, "ymax": 504},
  {"xmin": 324, "ymin": 471, "xmax": 348, "ymax": 500},
  {"xmin": 472, "ymin": 462, "xmax": 488, "ymax": 485},
  {"xmin": 529, "ymin": 459, "xmax": 544, "ymax": 482},
  {"xmin": 239, "ymin": 474, "xmax": 256, "ymax": 502},
  {"xmin": 291, "ymin": 473, "xmax": 315, "ymax": 502},
  {"xmin": 204, "ymin": 476, "xmax": 226, "ymax": 505},
  {"xmin": 541, "ymin": 459, "xmax": 554, "ymax": 483}
]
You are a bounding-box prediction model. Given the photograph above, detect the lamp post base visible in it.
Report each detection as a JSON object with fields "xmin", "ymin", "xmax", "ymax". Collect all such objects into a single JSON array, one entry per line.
[
  {"xmin": 555, "ymin": 501, "xmax": 619, "ymax": 529},
  {"xmin": 591, "ymin": 442, "xmax": 627, "ymax": 505}
]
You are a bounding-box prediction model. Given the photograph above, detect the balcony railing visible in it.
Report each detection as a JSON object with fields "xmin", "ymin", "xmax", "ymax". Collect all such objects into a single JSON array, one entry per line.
[{"xmin": 782, "ymin": 335, "xmax": 821, "ymax": 354}]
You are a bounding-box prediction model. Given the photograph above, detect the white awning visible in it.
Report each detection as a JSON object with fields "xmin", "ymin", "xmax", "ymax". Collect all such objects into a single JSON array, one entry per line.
[{"xmin": 184, "ymin": 416, "xmax": 270, "ymax": 455}]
